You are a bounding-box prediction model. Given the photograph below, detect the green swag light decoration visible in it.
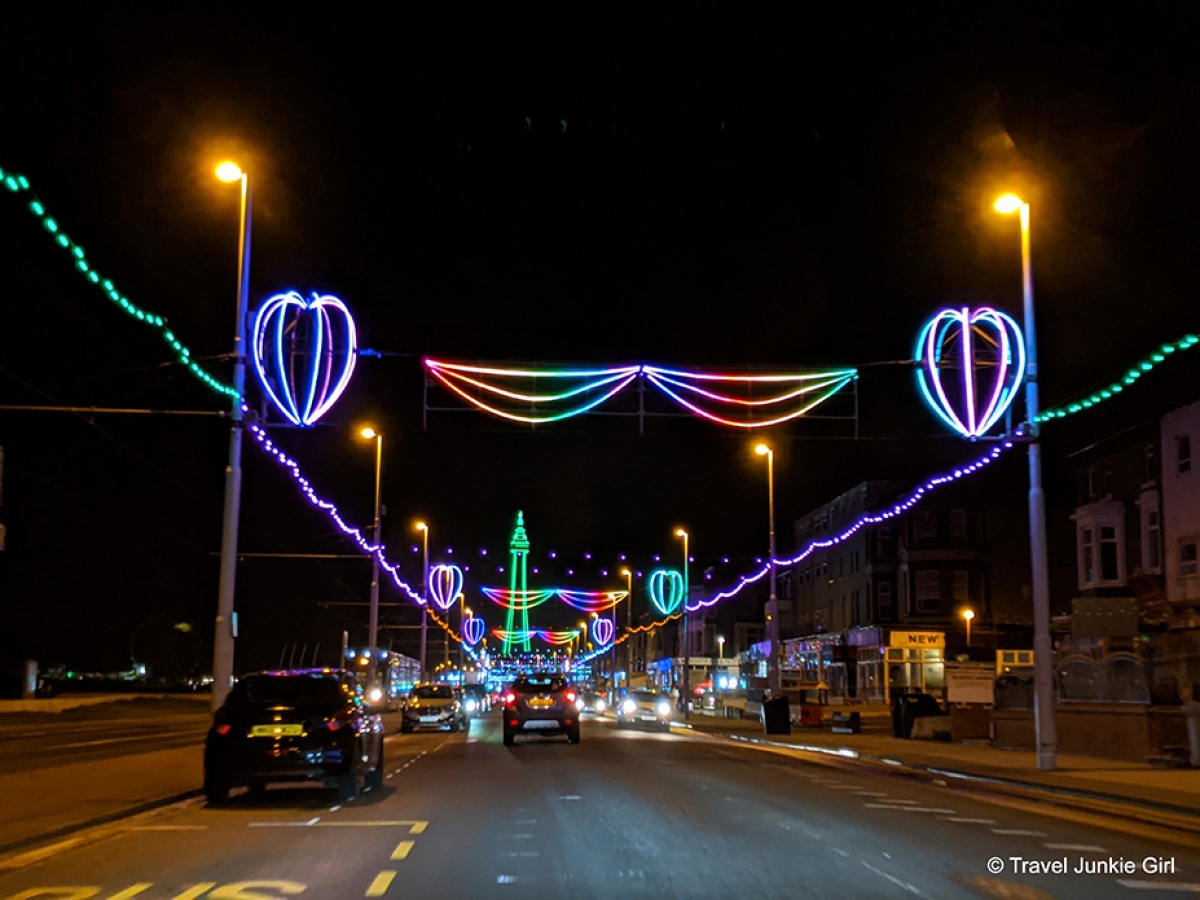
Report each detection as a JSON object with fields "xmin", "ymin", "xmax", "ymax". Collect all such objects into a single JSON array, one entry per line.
[{"xmin": 1, "ymin": 165, "xmax": 239, "ymax": 400}]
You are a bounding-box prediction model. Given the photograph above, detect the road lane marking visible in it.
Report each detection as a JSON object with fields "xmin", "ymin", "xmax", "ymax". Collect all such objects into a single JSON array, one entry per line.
[
  {"xmin": 127, "ymin": 825, "xmax": 208, "ymax": 831},
  {"xmin": 1044, "ymin": 843, "xmax": 1106, "ymax": 852},
  {"xmin": 991, "ymin": 829, "xmax": 1047, "ymax": 836},
  {"xmin": 249, "ymin": 817, "xmax": 320, "ymax": 827},
  {"xmin": 171, "ymin": 886, "xmax": 217, "ymax": 900},
  {"xmin": 852, "ymin": 791, "xmax": 888, "ymax": 797},
  {"xmin": 560, "ymin": 795, "xmax": 581, "ymax": 800},
  {"xmin": 1117, "ymin": 880, "xmax": 1200, "ymax": 892},
  {"xmin": 497, "ymin": 875, "xmax": 517, "ymax": 884},
  {"xmin": 0, "ymin": 836, "xmax": 92, "ymax": 869},
  {"xmin": 409, "ymin": 822, "xmax": 428, "ymax": 834},
  {"xmin": 941, "ymin": 817, "xmax": 997, "ymax": 824},
  {"xmin": 877, "ymin": 799, "xmax": 920, "ymax": 804},
  {"xmin": 391, "ymin": 840, "xmax": 414, "ymax": 860},
  {"xmin": 863, "ymin": 804, "xmax": 957, "ymax": 813},
  {"xmin": 366, "ymin": 871, "xmax": 396, "ymax": 896},
  {"xmin": 105, "ymin": 886, "xmax": 153, "ymax": 899},
  {"xmin": 861, "ymin": 860, "xmax": 924, "ymax": 895}
]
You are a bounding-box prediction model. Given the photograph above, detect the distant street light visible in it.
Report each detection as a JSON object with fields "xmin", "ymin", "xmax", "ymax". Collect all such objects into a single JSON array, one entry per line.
[
  {"xmin": 359, "ymin": 427, "xmax": 384, "ymax": 691},
  {"xmin": 755, "ymin": 443, "xmax": 781, "ymax": 696},
  {"xmin": 717, "ymin": 634, "xmax": 725, "ymax": 661},
  {"xmin": 962, "ymin": 608, "xmax": 976, "ymax": 647},
  {"xmin": 676, "ymin": 527, "xmax": 690, "ymax": 720},
  {"xmin": 416, "ymin": 521, "xmax": 430, "ymax": 680},
  {"xmin": 211, "ymin": 159, "xmax": 252, "ymax": 713},
  {"xmin": 994, "ymin": 192, "xmax": 1057, "ymax": 771}
]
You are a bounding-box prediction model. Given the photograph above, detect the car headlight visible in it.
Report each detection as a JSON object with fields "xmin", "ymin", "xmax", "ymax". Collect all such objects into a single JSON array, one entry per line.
[
  {"xmin": 369, "ymin": 688, "xmax": 383, "ymax": 703},
  {"xmin": 594, "ymin": 698, "xmax": 606, "ymax": 712},
  {"xmin": 465, "ymin": 699, "xmax": 477, "ymax": 712},
  {"xmin": 657, "ymin": 701, "xmax": 672, "ymax": 717},
  {"xmin": 622, "ymin": 699, "xmax": 637, "ymax": 715}
]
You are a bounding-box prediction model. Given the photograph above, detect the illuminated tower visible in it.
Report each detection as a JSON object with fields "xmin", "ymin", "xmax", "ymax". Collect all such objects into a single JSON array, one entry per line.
[{"xmin": 504, "ymin": 510, "xmax": 532, "ymax": 654}]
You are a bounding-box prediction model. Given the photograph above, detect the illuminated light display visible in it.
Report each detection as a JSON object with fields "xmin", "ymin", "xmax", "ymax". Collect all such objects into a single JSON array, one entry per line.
[
  {"xmin": 424, "ymin": 359, "xmax": 857, "ymax": 427},
  {"xmin": 641, "ymin": 366, "xmax": 858, "ymax": 429},
  {"xmin": 505, "ymin": 512, "xmax": 533, "ymax": 654},
  {"xmin": 251, "ymin": 291, "xmax": 358, "ymax": 427},
  {"xmin": 1036, "ymin": 332, "xmax": 1200, "ymax": 423},
  {"xmin": 556, "ymin": 590, "xmax": 627, "ymax": 612},
  {"xmin": 916, "ymin": 306, "xmax": 1025, "ymax": 439},
  {"xmin": 481, "ymin": 588, "xmax": 626, "ymax": 612},
  {"xmin": 538, "ymin": 630, "xmax": 581, "ymax": 646},
  {"xmin": 688, "ymin": 439, "xmax": 1018, "ymax": 613},
  {"xmin": 425, "ymin": 359, "xmax": 641, "ymax": 425},
  {"xmin": 591, "ymin": 617, "xmax": 615, "ymax": 647},
  {"xmin": 1, "ymin": 166, "xmax": 238, "ymax": 399},
  {"xmin": 648, "ymin": 569, "xmax": 685, "ymax": 616},
  {"xmin": 428, "ymin": 564, "xmax": 464, "ymax": 611},
  {"xmin": 462, "ymin": 615, "xmax": 485, "ymax": 647},
  {"xmin": 481, "ymin": 587, "xmax": 556, "ymax": 609}
]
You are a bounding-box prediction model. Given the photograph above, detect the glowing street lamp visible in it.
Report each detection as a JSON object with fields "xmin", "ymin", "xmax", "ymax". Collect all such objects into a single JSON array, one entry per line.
[
  {"xmin": 717, "ymin": 635, "xmax": 725, "ymax": 661},
  {"xmin": 994, "ymin": 192, "xmax": 1057, "ymax": 771},
  {"xmin": 962, "ymin": 608, "xmax": 976, "ymax": 647},
  {"xmin": 211, "ymin": 159, "xmax": 252, "ymax": 712},
  {"xmin": 676, "ymin": 527, "xmax": 690, "ymax": 720},
  {"xmin": 415, "ymin": 521, "xmax": 430, "ymax": 680},
  {"xmin": 755, "ymin": 443, "xmax": 781, "ymax": 696}
]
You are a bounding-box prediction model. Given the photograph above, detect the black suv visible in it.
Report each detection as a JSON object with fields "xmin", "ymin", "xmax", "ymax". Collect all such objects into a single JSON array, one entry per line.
[
  {"xmin": 204, "ymin": 669, "xmax": 385, "ymax": 804},
  {"xmin": 503, "ymin": 673, "xmax": 580, "ymax": 745}
]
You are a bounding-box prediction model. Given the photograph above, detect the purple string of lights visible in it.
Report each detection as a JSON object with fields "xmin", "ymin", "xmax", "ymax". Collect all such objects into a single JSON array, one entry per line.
[{"xmin": 685, "ymin": 437, "xmax": 1018, "ymax": 613}]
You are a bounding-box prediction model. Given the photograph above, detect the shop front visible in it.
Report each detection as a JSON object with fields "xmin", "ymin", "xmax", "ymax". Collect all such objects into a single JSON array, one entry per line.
[{"xmin": 885, "ymin": 630, "xmax": 946, "ymax": 699}]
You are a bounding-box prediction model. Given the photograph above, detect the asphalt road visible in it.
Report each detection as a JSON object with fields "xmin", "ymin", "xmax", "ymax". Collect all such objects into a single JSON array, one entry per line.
[
  {"xmin": 0, "ymin": 714, "xmax": 210, "ymax": 774},
  {"xmin": 2, "ymin": 710, "xmax": 1199, "ymax": 899}
]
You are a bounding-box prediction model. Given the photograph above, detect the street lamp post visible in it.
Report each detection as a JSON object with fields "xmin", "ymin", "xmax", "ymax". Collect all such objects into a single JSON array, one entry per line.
[
  {"xmin": 756, "ymin": 444, "xmax": 781, "ymax": 697},
  {"xmin": 676, "ymin": 528, "xmax": 690, "ymax": 720},
  {"xmin": 415, "ymin": 522, "xmax": 429, "ymax": 681},
  {"xmin": 718, "ymin": 635, "xmax": 725, "ymax": 662},
  {"xmin": 621, "ymin": 568, "xmax": 633, "ymax": 693},
  {"xmin": 995, "ymin": 193, "xmax": 1057, "ymax": 771},
  {"xmin": 963, "ymin": 609, "xmax": 976, "ymax": 648},
  {"xmin": 211, "ymin": 160, "xmax": 252, "ymax": 713},
  {"xmin": 359, "ymin": 428, "xmax": 384, "ymax": 691}
]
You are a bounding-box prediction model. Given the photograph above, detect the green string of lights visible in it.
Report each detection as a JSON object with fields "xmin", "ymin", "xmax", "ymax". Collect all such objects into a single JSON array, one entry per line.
[
  {"xmin": 1037, "ymin": 332, "xmax": 1200, "ymax": 423},
  {"xmin": 1, "ymin": 165, "xmax": 240, "ymax": 401}
]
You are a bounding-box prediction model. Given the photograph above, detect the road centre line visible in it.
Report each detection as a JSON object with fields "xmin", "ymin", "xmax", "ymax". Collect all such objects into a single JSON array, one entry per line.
[
  {"xmin": 992, "ymin": 829, "xmax": 1047, "ymax": 836},
  {"xmin": 877, "ymin": 799, "xmax": 920, "ymax": 805},
  {"xmin": 852, "ymin": 791, "xmax": 889, "ymax": 797},
  {"xmin": 127, "ymin": 825, "xmax": 208, "ymax": 831},
  {"xmin": 1044, "ymin": 843, "xmax": 1106, "ymax": 852},
  {"xmin": 366, "ymin": 870, "xmax": 396, "ymax": 897},
  {"xmin": 941, "ymin": 817, "xmax": 997, "ymax": 824},
  {"xmin": 861, "ymin": 860, "xmax": 925, "ymax": 896},
  {"xmin": 391, "ymin": 840, "xmax": 414, "ymax": 860}
]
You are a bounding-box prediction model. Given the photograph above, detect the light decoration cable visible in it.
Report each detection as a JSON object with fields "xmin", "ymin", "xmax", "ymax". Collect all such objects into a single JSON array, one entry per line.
[
  {"xmin": 687, "ymin": 438, "xmax": 1018, "ymax": 613},
  {"xmin": 648, "ymin": 569, "xmax": 685, "ymax": 615},
  {"xmin": 556, "ymin": 590, "xmax": 628, "ymax": 612},
  {"xmin": 425, "ymin": 360, "xmax": 641, "ymax": 424},
  {"xmin": 251, "ymin": 290, "xmax": 358, "ymax": 426},
  {"xmin": 1036, "ymin": 332, "xmax": 1200, "ymax": 423},
  {"xmin": 0, "ymin": 165, "xmax": 238, "ymax": 399},
  {"xmin": 428, "ymin": 564, "xmax": 464, "ymax": 611},
  {"xmin": 640, "ymin": 366, "xmax": 858, "ymax": 429},
  {"xmin": 424, "ymin": 358, "xmax": 857, "ymax": 427},
  {"xmin": 481, "ymin": 587, "xmax": 627, "ymax": 612},
  {"xmin": 481, "ymin": 587, "xmax": 556, "ymax": 609},
  {"xmin": 916, "ymin": 306, "xmax": 1025, "ymax": 439},
  {"xmin": 537, "ymin": 629, "xmax": 581, "ymax": 646}
]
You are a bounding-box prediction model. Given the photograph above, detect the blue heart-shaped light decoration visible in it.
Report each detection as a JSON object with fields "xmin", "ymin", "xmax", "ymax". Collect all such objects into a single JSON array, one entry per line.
[
  {"xmin": 429, "ymin": 564, "xmax": 464, "ymax": 611},
  {"xmin": 462, "ymin": 615, "xmax": 485, "ymax": 646},
  {"xmin": 916, "ymin": 306, "xmax": 1025, "ymax": 439},
  {"xmin": 591, "ymin": 617, "xmax": 615, "ymax": 646},
  {"xmin": 251, "ymin": 290, "xmax": 358, "ymax": 427},
  {"xmin": 648, "ymin": 569, "xmax": 685, "ymax": 616}
]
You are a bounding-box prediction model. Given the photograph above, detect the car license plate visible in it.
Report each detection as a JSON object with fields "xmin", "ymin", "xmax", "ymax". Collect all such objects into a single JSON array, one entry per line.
[
  {"xmin": 640, "ymin": 715, "xmax": 658, "ymax": 722},
  {"xmin": 250, "ymin": 724, "xmax": 303, "ymax": 737},
  {"xmin": 419, "ymin": 716, "xmax": 439, "ymax": 723},
  {"xmin": 524, "ymin": 719, "xmax": 558, "ymax": 729},
  {"xmin": 528, "ymin": 697, "xmax": 553, "ymax": 709}
]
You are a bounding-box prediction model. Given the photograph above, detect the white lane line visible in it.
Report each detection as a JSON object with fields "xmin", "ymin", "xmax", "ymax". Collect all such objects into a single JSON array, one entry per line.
[
  {"xmin": 510, "ymin": 833, "xmax": 533, "ymax": 839},
  {"xmin": 878, "ymin": 799, "xmax": 920, "ymax": 805},
  {"xmin": 560, "ymin": 795, "xmax": 581, "ymax": 800},
  {"xmin": 515, "ymin": 819, "xmax": 537, "ymax": 824},
  {"xmin": 249, "ymin": 817, "xmax": 321, "ymax": 828},
  {"xmin": 863, "ymin": 804, "xmax": 957, "ymax": 814},
  {"xmin": 852, "ymin": 791, "xmax": 888, "ymax": 797},
  {"xmin": 941, "ymin": 817, "xmax": 996, "ymax": 824},
  {"xmin": 861, "ymin": 860, "xmax": 924, "ymax": 896},
  {"xmin": 1044, "ymin": 843, "xmax": 1106, "ymax": 852},
  {"xmin": 833, "ymin": 848, "xmax": 850, "ymax": 858},
  {"xmin": 497, "ymin": 875, "xmax": 517, "ymax": 884},
  {"xmin": 992, "ymin": 828, "xmax": 1046, "ymax": 836},
  {"xmin": 329, "ymin": 805, "xmax": 342, "ymax": 812},
  {"xmin": 1117, "ymin": 882, "xmax": 1200, "ymax": 893}
]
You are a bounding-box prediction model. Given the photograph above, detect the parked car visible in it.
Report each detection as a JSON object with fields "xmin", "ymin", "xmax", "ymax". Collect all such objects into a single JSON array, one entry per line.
[
  {"xmin": 401, "ymin": 683, "xmax": 468, "ymax": 733},
  {"xmin": 502, "ymin": 673, "xmax": 580, "ymax": 745},
  {"xmin": 617, "ymin": 689, "xmax": 674, "ymax": 732},
  {"xmin": 203, "ymin": 669, "xmax": 385, "ymax": 804}
]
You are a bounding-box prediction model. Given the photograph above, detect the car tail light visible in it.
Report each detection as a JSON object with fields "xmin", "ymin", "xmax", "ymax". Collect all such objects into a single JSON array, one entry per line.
[
  {"xmin": 214, "ymin": 723, "xmax": 231, "ymax": 736},
  {"xmin": 565, "ymin": 690, "xmax": 577, "ymax": 704},
  {"xmin": 504, "ymin": 692, "xmax": 516, "ymax": 705},
  {"xmin": 212, "ymin": 709, "xmax": 231, "ymax": 735}
]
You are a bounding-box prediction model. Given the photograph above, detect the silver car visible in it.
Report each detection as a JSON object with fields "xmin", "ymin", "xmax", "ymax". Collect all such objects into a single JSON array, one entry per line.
[
  {"xmin": 616, "ymin": 689, "xmax": 674, "ymax": 732},
  {"xmin": 400, "ymin": 683, "xmax": 467, "ymax": 733}
]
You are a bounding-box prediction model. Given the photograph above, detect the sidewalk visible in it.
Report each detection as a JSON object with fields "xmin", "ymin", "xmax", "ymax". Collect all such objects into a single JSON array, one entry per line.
[{"xmin": 678, "ymin": 711, "xmax": 1200, "ymax": 822}]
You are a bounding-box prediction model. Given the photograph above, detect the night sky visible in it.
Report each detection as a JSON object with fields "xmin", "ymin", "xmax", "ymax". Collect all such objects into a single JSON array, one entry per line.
[{"xmin": 2, "ymin": 5, "xmax": 1199, "ymax": 678}]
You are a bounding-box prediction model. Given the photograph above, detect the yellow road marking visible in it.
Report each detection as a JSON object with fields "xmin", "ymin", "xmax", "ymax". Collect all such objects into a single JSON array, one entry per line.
[
  {"xmin": 6, "ymin": 889, "xmax": 99, "ymax": 900},
  {"xmin": 409, "ymin": 821, "xmax": 428, "ymax": 834},
  {"xmin": 170, "ymin": 885, "xmax": 217, "ymax": 900},
  {"xmin": 107, "ymin": 886, "xmax": 153, "ymax": 899},
  {"xmin": 317, "ymin": 820, "xmax": 428, "ymax": 829},
  {"xmin": 365, "ymin": 871, "xmax": 396, "ymax": 897},
  {"xmin": 391, "ymin": 840, "xmax": 415, "ymax": 860}
]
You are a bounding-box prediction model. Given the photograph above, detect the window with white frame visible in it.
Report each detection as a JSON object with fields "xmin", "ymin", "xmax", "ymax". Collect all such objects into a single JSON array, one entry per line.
[
  {"xmin": 915, "ymin": 569, "xmax": 941, "ymax": 613},
  {"xmin": 1076, "ymin": 504, "xmax": 1126, "ymax": 588},
  {"xmin": 1181, "ymin": 540, "xmax": 1198, "ymax": 579}
]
